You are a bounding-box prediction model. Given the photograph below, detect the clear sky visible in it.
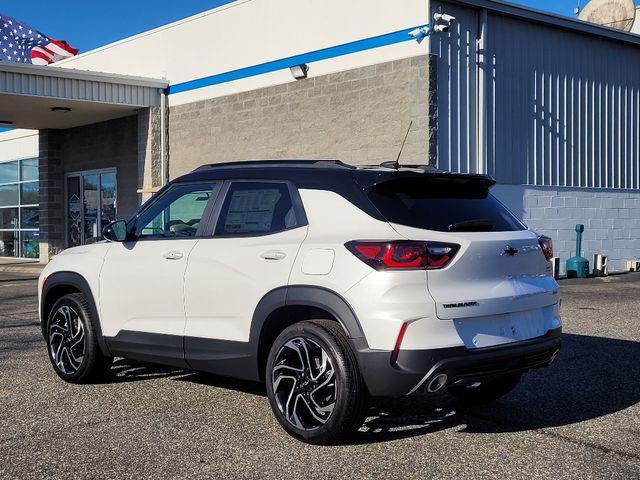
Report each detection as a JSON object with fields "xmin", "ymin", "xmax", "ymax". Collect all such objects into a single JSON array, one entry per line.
[{"xmin": 1, "ymin": 0, "xmax": 632, "ymax": 54}]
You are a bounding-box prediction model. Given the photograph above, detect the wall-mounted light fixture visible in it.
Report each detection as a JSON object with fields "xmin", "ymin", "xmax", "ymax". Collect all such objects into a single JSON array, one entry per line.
[
  {"xmin": 51, "ymin": 106, "xmax": 72, "ymax": 113},
  {"xmin": 290, "ymin": 64, "xmax": 309, "ymax": 80}
]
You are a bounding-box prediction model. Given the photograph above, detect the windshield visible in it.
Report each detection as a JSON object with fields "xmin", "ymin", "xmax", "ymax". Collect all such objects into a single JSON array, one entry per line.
[{"xmin": 368, "ymin": 177, "xmax": 526, "ymax": 232}]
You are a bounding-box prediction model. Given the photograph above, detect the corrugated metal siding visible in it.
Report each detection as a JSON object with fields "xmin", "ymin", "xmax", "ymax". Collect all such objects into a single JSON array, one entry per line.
[
  {"xmin": 433, "ymin": 1, "xmax": 640, "ymax": 189},
  {"xmin": 432, "ymin": 2, "xmax": 479, "ymax": 174},
  {"xmin": 0, "ymin": 70, "xmax": 162, "ymax": 107}
]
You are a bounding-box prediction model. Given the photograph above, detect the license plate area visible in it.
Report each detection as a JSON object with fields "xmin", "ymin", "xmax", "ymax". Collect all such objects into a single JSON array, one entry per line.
[{"xmin": 453, "ymin": 305, "xmax": 558, "ymax": 349}]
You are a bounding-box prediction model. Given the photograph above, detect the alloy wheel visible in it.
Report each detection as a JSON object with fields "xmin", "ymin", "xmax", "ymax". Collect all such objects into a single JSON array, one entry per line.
[
  {"xmin": 271, "ymin": 336, "xmax": 336, "ymax": 430},
  {"xmin": 48, "ymin": 305, "xmax": 86, "ymax": 375}
]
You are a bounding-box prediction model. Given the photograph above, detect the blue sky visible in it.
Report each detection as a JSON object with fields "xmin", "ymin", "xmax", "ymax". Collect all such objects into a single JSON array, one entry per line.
[{"xmin": 1, "ymin": 0, "xmax": 629, "ymax": 54}]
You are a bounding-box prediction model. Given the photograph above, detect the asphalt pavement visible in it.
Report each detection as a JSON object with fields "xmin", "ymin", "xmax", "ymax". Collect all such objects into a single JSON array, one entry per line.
[{"xmin": 0, "ymin": 271, "xmax": 638, "ymax": 479}]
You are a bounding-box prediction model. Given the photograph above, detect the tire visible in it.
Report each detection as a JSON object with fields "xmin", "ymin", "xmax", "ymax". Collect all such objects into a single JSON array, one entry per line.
[
  {"xmin": 45, "ymin": 293, "xmax": 112, "ymax": 384},
  {"xmin": 265, "ymin": 319, "xmax": 367, "ymax": 444},
  {"xmin": 448, "ymin": 373, "xmax": 522, "ymax": 405}
]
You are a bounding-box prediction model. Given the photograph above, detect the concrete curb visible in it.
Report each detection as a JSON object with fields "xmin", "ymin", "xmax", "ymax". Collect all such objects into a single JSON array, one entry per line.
[{"xmin": 0, "ymin": 263, "xmax": 44, "ymax": 275}]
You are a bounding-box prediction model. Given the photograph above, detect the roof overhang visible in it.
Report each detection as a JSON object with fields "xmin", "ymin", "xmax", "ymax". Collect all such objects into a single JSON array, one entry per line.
[{"xmin": 0, "ymin": 62, "xmax": 168, "ymax": 129}]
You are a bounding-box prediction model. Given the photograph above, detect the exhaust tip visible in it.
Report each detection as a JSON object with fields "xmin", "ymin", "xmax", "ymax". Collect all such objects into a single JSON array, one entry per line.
[{"xmin": 426, "ymin": 373, "xmax": 448, "ymax": 393}]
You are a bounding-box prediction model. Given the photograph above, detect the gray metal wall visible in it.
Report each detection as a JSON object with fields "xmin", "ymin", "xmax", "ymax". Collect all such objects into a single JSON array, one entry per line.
[
  {"xmin": 432, "ymin": 1, "xmax": 640, "ymax": 189},
  {"xmin": 432, "ymin": 2, "xmax": 479, "ymax": 174}
]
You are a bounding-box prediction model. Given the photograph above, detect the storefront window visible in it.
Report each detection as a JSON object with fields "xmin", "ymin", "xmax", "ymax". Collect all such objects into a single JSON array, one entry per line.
[
  {"xmin": 0, "ymin": 161, "xmax": 18, "ymax": 184},
  {"xmin": 20, "ymin": 182, "xmax": 39, "ymax": 205},
  {"xmin": 0, "ymin": 158, "xmax": 39, "ymax": 258}
]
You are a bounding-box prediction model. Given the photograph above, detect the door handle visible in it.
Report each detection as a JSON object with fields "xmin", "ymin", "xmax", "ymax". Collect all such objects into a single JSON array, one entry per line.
[
  {"xmin": 260, "ymin": 250, "xmax": 287, "ymax": 261},
  {"xmin": 163, "ymin": 251, "xmax": 184, "ymax": 260}
]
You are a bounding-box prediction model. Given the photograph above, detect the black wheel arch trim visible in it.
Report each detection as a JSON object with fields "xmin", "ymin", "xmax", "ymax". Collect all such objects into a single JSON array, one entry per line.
[
  {"xmin": 40, "ymin": 271, "xmax": 111, "ymax": 357},
  {"xmin": 249, "ymin": 285, "xmax": 368, "ymax": 346}
]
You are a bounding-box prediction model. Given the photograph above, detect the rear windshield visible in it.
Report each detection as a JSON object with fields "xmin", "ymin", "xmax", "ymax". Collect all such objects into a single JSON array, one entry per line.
[{"xmin": 368, "ymin": 177, "xmax": 525, "ymax": 232}]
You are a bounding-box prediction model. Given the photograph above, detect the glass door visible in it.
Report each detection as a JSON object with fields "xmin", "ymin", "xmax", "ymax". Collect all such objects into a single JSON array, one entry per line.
[{"xmin": 66, "ymin": 169, "xmax": 117, "ymax": 247}]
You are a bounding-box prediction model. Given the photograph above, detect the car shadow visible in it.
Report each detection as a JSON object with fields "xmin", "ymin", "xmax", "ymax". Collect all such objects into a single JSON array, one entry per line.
[
  {"xmin": 104, "ymin": 333, "xmax": 640, "ymax": 444},
  {"xmin": 348, "ymin": 332, "xmax": 640, "ymax": 444},
  {"xmin": 106, "ymin": 358, "xmax": 266, "ymax": 396}
]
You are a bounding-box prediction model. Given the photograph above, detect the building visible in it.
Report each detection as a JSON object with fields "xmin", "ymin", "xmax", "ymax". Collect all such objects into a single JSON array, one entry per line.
[{"xmin": 1, "ymin": 0, "xmax": 640, "ymax": 272}]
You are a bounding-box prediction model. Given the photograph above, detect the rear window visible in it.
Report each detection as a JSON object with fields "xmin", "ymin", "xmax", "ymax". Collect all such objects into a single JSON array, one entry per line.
[{"xmin": 368, "ymin": 177, "xmax": 525, "ymax": 232}]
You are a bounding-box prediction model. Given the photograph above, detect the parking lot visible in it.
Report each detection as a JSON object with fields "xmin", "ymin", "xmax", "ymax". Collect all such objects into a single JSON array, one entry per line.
[{"xmin": 0, "ymin": 271, "xmax": 638, "ymax": 480}]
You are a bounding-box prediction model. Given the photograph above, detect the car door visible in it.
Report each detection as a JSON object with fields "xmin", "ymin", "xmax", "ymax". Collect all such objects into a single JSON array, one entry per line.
[
  {"xmin": 99, "ymin": 181, "xmax": 220, "ymax": 366},
  {"xmin": 183, "ymin": 180, "xmax": 308, "ymax": 373}
]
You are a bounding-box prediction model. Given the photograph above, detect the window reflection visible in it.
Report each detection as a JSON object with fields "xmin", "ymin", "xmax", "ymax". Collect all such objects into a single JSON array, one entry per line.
[{"xmin": 0, "ymin": 158, "xmax": 39, "ymax": 258}]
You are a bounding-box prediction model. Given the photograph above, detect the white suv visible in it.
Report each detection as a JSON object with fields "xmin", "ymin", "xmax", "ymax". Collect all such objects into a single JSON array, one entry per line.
[{"xmin": 39, "ymin": 161, "xmax": 561, "ymax": 444}]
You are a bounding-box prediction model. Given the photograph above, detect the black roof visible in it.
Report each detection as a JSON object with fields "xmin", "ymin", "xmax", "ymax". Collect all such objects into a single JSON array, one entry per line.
[
  {"xmin": 176, "ymin": 160, "xmax": 496, "ymax": 190},
  {"xmin": 138, "ymin": 160, "xmax": 497, "ymax": 224}
]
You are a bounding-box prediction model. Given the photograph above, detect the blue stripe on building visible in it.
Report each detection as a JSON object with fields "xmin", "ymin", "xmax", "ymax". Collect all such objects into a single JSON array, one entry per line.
[{"xmin": 168, "ymin": 25, "xmax": 427, "ymax": 95}]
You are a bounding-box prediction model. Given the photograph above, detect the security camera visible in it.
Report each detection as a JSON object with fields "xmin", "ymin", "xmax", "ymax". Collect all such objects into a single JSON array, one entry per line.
[
  {"xmin": 434, "ymin": 13, "xmax": 456, "ymax": 23},
  {"xmin": 409, "ymin": 27, "xmax": 427, "ymax": 38},
  {"xmin": 433, "ymin": 24, "xmax": 450, "ymax": 33},
  {"xmin": 408, "ymin": 26, "xmax": 431, "ymax": 43}
]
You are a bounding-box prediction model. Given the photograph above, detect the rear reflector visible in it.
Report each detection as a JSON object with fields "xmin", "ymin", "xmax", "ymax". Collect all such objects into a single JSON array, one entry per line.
[
  {"xmin": 345, "ymin": 241, "xmax": 459, "ymax": 271},
  {"xmin": 539, "ymin": 235, "xmax": 553, "ymax": 261},
  {"xmin": 390, "ymin": 322, "xmax": 408, "ymax": 365}
]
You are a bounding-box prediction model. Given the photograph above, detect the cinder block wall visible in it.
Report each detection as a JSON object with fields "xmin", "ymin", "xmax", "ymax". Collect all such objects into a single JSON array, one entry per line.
[
  {"xmin": 60, "ymin": 116, "xmax": 139, "ymax": 217},
  {"xmin": 493, "ymin": 185, "xmax": 640, "ymax": 273},
  {"xmin": 39, "ymin": 116, "xmax": 139, "ymax": 259},
  {"xmin": 168, "ymin": 55, "xmax": 435, "ymax": 177}
]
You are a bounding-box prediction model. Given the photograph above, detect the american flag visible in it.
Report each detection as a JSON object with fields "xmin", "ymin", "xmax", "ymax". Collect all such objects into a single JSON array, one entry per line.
[{"xmin": 0, "ymin": 13, "xmax": 77, "ymax": 65}]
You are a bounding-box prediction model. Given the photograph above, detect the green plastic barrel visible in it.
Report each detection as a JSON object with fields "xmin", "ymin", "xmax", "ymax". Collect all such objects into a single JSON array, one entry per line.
[{"xmin": 566, "ymin": 224, "xmax": 589, "ymax": 278}]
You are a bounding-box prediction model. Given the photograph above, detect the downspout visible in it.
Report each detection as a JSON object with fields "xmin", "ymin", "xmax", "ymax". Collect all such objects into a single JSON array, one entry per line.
[{"xmin": 477, "ymin": 8, "xmax": 488, "ymax": 174}]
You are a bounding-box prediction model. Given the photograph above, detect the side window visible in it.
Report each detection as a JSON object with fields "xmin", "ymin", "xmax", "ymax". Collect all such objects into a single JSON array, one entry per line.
[
  {"xmin": 135, "ymin": 183, "xmax": 218, "ymax": 239},
  {"xmin": 215, "ymin": 182, "xmax": 299, "ymax": 236}
]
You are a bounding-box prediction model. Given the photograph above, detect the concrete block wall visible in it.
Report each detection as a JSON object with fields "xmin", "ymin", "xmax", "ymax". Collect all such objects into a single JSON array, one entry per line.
[
  {"xmin": 38, "ymin": 116, "xmax": 139, "ymax": 259},
  {"xmin": 39, "ymin": 130, "xmax": 64, "ymax": 263},
  {"xmin": 168, "ymin": 55, "xmax": 436, "ymax": 177},
  {"xmin": 493, "ymin": 185, "xmax": 640, "ymax": 273},
  {"xmin": 59, "ymin": 116, "xmax": 140, "ymax": 219}
]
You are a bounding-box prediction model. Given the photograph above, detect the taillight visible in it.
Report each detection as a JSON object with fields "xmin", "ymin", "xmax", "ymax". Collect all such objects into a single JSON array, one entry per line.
[
  {"xmin": 539, "ymin": 235, "xmax": 553, "ymax": 261},
  {"xmin": 345, "ymin": 241, "xmax": 459, "ymax": 271}
]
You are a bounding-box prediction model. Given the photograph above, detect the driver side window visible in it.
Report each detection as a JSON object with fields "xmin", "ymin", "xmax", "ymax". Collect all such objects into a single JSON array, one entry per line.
[{"xmin": 135, "ymin": 183, "xmax": 218, "ymax": 239}]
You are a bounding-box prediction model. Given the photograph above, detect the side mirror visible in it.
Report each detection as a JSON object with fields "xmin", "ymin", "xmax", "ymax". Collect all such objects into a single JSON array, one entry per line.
[{"xmin": 102, "ymin": 220, "xmax": 128, "ymax": 242}]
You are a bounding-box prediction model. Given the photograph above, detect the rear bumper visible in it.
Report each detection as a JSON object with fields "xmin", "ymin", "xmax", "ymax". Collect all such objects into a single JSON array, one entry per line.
[{"xmin": 353, "ymin": 327, "xmax": 561, "ymax": 397}]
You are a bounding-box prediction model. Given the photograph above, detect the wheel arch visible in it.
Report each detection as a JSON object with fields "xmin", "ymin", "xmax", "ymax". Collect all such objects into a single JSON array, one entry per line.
[
  {"xmin": 251, "ymin": 286, "xmax": 367, "ymax": 380},
  {"xmin": 41, "ymin": 271, "xmax": 111, "ymax": 356}
]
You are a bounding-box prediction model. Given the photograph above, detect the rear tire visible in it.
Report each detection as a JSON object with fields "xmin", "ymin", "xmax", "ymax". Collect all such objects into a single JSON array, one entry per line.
[
  {"xmin": 265, "ymin": 320, "xmax": 367, "ymax": 444},
  {"xmin": 448, "ymin": 373, "xmax": 522, "ymax": 405},
  {"xmin": 45, "ymin": 293, "xmax": 112, "ymax": 384}
]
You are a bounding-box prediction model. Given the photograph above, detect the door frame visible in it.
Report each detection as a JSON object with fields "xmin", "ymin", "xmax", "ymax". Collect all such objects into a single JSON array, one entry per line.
[{"xmin": 64, "ymin": 168, "xmax": 117, "ymax": 248}]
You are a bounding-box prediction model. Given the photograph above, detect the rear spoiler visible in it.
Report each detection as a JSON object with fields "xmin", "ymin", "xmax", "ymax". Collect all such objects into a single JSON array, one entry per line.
[{"xmin": 354, "ymin": 169, "xmax": 497, "ymax": 192}]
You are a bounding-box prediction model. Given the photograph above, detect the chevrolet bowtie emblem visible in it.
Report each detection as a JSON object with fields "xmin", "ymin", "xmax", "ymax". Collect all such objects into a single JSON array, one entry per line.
[{"xmin": 503, "ymin": 246, "xmax": 519, "ymax": 256}]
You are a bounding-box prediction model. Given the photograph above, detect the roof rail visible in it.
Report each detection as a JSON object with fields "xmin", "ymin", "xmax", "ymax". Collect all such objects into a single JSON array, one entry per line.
[{"xmin": 193, "ymin": 160, "xmax": 353, "ymax": 171}]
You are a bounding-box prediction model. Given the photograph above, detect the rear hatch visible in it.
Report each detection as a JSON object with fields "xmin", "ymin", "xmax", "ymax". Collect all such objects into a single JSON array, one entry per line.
[{"xmin": 367, "ymin": 173, "xmax": 559, "ymax": 347}]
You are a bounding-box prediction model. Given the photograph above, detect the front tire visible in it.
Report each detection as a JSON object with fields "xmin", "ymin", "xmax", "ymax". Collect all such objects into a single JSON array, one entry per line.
[
  {"xmin": 265, "ymin": 320, "xmax": 367, "ymax": 444},
  {"xmin": 45, "ymin": 293, "xmax": 112, "ymax": 383},
  {"xmin": 448, "ymin": 373, "xmax": 522, "ymax": 405}
]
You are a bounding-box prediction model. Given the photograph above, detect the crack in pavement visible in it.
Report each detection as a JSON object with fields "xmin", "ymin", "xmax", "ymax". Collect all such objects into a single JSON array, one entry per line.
[{"xmin": 462, "ymin": 409, "xmax": 640, "ymax": 462}]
